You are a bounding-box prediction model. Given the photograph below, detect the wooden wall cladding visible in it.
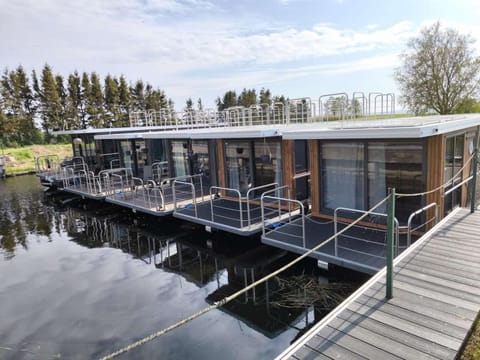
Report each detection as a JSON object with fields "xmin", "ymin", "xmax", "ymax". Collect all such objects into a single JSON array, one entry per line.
[
  {"xmin": 217, "ymin": 140, "xmax": 226, "ymax": 189},
  {"xmin": 282, "ymin": 140, "xmax": 296, "ymax": 196},
  {"xmin": 309, "ymin": 140, "xmax": 320, "ymax": 216},
  {"xmin": 426, "ymin": 135, "xmax": 445, "ymax": 223}
]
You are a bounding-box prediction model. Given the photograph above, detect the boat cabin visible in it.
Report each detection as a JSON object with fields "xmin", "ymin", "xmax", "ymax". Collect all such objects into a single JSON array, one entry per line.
[{"xmin": 261, "ymin": 114, "xmax": 480, "ymax": 274}]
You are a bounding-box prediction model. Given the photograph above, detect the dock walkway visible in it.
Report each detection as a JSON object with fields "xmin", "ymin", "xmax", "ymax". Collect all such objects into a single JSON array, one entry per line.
[{"xmin": 279, "ymin": 208, "xmax": 480, "ymax": 360}]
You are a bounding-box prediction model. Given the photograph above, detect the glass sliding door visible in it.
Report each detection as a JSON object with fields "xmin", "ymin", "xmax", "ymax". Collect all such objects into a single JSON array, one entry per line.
[
  {"xmin": 225, "ymin": 140, "xmax": 252, "ymax": 195},
  {"xmin": 368, "ymin": 142, "xmax": 423, "ymax": 221},
  {"xmin": 321, "ymin": 142, "xmax": 364, "ymax": 211},
  {"xmin": 444, "ymin": 134, "xmax": 464, "ymax": 215},
  {"xmin": 134, "ymin": 140, "xmax": 147, "ymax": 178},
  {"xmin": 253, "ymin": 139, "xmax": 282, "ymax": 187},
  {"xmin": 320, "ymin": 140, "xmax": 425, "ymax": 222},
  {"xmin": 120, "ymin": 140, "xmax": 133, "ymax": 171},
  {"xmin": 171, "ymin": 140, "xmax": 189, "ymax": 177},
  {"xmin": 191, "ymin": 140, "xmax": 211, "ymax": 187}
]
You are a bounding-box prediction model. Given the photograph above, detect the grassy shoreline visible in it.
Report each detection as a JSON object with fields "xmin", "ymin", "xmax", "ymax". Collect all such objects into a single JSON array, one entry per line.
[{"xmin": 1, "ymin": 144, "xmax": 73, "ymax": 175}]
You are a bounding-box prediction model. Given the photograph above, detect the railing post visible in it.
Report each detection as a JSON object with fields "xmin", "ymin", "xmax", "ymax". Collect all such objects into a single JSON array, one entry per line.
[
  {"xmin": 471, "ymin": 149, "xmax": 478, "ymax": 214},
  {"xmin": 386, "ymin": 188, "xmax": 396, "ymax": 300}
]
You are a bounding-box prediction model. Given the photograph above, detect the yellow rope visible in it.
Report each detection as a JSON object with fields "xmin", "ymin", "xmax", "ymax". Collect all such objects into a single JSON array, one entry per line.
[{"xmin": 99, "ymin": 195, "xmax": 390, "ymax": 360}]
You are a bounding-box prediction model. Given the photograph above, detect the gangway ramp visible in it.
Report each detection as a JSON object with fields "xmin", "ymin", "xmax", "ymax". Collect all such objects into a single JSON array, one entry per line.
[{"xmin": 278, "ymin": 208, "xmax": 480, "ymax": 360}]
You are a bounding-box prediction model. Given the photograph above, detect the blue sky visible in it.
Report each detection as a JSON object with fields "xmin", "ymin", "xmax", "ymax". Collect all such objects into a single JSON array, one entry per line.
[{"xmin": 1, "ymin": 0, "xmax": 479, "ymax": 110}]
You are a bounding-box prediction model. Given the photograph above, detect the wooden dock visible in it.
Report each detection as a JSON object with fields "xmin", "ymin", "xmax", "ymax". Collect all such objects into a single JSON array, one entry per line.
[{"xmin": 278, "ymin": 207, "xmax": 480, "ymax": 360}]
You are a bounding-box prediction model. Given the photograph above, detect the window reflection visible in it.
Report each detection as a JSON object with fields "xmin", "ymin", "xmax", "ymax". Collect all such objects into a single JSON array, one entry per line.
[{"xmin": 321, "ymin": 141, "xmax": 425, "ymax": 222}]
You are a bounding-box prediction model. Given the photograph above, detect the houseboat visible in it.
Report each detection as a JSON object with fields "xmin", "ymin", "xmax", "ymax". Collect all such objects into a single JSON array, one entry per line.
[
  {"xmin": 260, "ymin": 114, "xmax": 480, "ymax": 274},
  {"xmin": 37, "ymin": 108, "xmax": 223, "ymax": 192}
]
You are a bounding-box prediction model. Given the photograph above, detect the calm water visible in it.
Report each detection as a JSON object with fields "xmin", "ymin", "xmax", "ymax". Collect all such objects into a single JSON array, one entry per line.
[{"xmin": 0, "ymin": 175, "xmax": 366, "ymax": 359}]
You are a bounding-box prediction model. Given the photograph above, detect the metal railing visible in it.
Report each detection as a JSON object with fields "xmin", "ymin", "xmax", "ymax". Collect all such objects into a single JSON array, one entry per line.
[
  {"xmin": 169, "ymin": 174, "xmax": 206, "ymax": 211},
  {"xmin": 207, "ymin": 183, "xmax": 281, "ymax": 230},
  {"xmin": 35, "ymin": 154, "xmax": 60, "ymax": 175},
  {"xmin": 406, "ymin": 202, "xmax": 438, "ymax": 246},
  {"xmin": 209, "ymin": 186, "xmax": 243, "ymax": 226},
  {"xmin": 262, "ymin": 197, "xmax": 306, "ymax": 244},
  {"xmin": 124, "ymin": 91, "xmax": 402, "ymax": 131},
  {"xmin": 334, "ymin": 207, "xmax": 400, "ymax": 258}
]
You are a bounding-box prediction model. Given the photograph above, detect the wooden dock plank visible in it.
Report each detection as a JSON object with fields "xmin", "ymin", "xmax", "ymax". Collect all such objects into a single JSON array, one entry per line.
[
  {"xmin": 291, "ymin": 346, "xmax": 332, "ymax": 360},
  {"xmin": 353, "ymin": 294, "xmax": 468, "ymax": 339},
  {"xmin": 315, "ymin": 324, "xmax": 404, "ymax": 360},
  {"xmin": 336, "ymin": 309, "xmax": 455, "ymax": 359},
  {"xmin": 281, "ymin": 209, "xmax": 480, "ymax": 360},
  {"xmin": 410, "ymin": 250, "xmax": 480, "ymax": 272},
  {"xmin": 360, "ymin": 288, "xmax": 474, "ymax": 330},
  {"xmin": 388, "ymin": 274, "xmax": 480, "ymax": 305},
  {"xmin": 344, "ymin": 298, "xmax": 463, "ymax": 350},
  {"xmin": 395, "ymin": 268, "xmax": 480, "ymax": 296},
  {"xmin": 377, "ymin": 277, "xmax": 479, "ymax": 312},
  {"xmin": 367, "ymin": 282, "xmax": 477, "ymax": 321},
  {"xmin": 419, "ymin": 245, "xmax": 480, "ymax": 263},
  {"xmin": 399, "ymin": 258, "xmax": 480, "ymax": 285},
  {"xmin": 302, "ymin": 340, "xmax": 367, "ymax": 360}
]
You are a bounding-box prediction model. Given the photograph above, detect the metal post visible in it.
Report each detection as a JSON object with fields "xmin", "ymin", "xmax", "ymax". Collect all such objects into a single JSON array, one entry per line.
[
  {"xmin": 386, "ymin": 188, "xmax": 396, "ymax": 300},
  {"xmin": 471, "ymin": 149, "xmax": 478, "ymax": 213}
]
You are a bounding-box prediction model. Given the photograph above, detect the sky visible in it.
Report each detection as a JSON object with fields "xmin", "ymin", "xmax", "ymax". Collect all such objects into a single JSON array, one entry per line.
[{"xmin": 1, "ymin": 0, "xmax": 480, "ymax": 111}]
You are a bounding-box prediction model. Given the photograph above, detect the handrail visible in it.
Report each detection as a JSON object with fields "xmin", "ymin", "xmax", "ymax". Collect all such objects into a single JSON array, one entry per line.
[
  {"xmin": 210, "ymin": 186, "xmax": 242, "ymax": 225},
  {"xmin": 334, "ymin": 207, "xmax": 400, "ymax": 257},
  {"xmin": 407, "ymin": 202, "xmax": 438, "ymax": 246},
  {"xmin": 173, "ymin": 180, "xmax": 198, "ymax": 217},
  {"xmin": 246, "ymin": 182, "xmax": 278, "ymax": 228},
  {"xmin": 444, "ymin": 175, "xmax": 473, "ymax": 196},
  {"xmin": 261, "ymin": 195, "xmax": 305, "ymax": 245},
  {"xmin": 259, "ymin": 185, "xmax": 291, "ymax": 227}
]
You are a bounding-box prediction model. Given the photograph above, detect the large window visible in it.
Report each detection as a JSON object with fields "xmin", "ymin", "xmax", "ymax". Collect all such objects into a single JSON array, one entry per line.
[
  {"xmin": 254, "ymin": 139, "xmax": 282, "ymax": 187},
  {"xmin": 224, "ymin": 138, "xmax": 282, "ymax": 195},
  {"xmin": 321, "ymin": 140, "xmax": 425, "ymax": 222},
  {"xmin": 171, "ymin": 140, "xmax": 189, "ymax": 177},
  {"xmin": 191, "ymin": 140, "xmax": 211, "ymax": 187},
  {"xmin": 368, "ymin": 142, "xmax": 423, "ymax": 220},
  {"xmin": 444, "ymin": 134, "xmax": 464, "ymax": 214},
  {"xmin": 225, "ymin": 140, "xmax": 252, "ymax": 194},
  {"xmin": 321, "ymin": 142, "xmax": 364, "ymax": 210}
]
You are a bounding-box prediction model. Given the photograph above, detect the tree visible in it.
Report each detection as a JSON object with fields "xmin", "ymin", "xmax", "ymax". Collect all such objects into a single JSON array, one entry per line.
[
  {"xmin": 259, "ymin": 88, "xmax": 272, "ymax": 105},
  {"xmin": 66, "ymin": 71, "xmax": 82, "ymax": 129},
  {"xmin": 104, "ymin": 74, "xmax": 120, "ymax": 126},
  {"xmin": 185, "ymin": 97, "xmax": 193, "ymax": 111},
  {"xmin": 0, "ymin": 66, "xmax": 37, "ymax": 144},
  {"xmin": 395, "ymin": 21, "xmax": 480, "ymax": 115},
  {"xmin": 216, "ymin": 90, "xmax": 237, "ymax": 110},
  {"xmin": 197, "ymin": 98, "xmax": 203, "ymax": 111},
  {"xmin": 118, "ymin": 75, "xmax": 131, "ymax": 126},
  {"xmin": 238, "ymin": 88, "xmax": 257, "ymax": 107},
  {"xmin": 88, "ymin": 72, "xmax": 104, "ymax": 127},
  {"xmin": 38, "ymin": 64, "xmax": 62, "ymax": 138}
]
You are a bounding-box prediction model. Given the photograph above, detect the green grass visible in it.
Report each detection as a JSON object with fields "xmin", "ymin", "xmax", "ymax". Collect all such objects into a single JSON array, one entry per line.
[
  {"xmin": 2, "ymin": 144, "xmax": 73, "ymax": 175},
  {"xmin": 461, "ymin": 314, "xmax": 480, "ymax": 360}
]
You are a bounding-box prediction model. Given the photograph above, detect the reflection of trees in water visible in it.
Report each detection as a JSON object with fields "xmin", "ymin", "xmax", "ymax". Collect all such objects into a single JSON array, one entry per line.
[{"xmin": 0, "ymin": 177, "xmax": 56, "ymax": 259}]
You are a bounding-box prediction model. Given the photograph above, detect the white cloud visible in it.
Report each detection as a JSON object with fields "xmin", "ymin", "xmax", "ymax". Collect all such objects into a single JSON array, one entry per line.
[{"xmin": 3, "ymin": 0, "xmax": 476, "ymax": 108}]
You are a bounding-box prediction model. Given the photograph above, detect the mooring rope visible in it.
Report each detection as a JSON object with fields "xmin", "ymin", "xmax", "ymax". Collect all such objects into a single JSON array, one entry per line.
[{"xmin": 99, "ymin": 195, "xmax": 390, "ymax": 360}]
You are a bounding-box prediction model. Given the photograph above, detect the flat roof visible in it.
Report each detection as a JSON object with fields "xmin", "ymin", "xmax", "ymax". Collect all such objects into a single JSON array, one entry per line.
[
  {"xmin": 281, "ymin": 114, "xmax": 480, "ymax": 139},
  {"xmin": 95, "ymin": 125, "xmax": 282, "ymax": 140},
  {"xmin": 53, "ymin": 126, "xmax": 180, "ymax": 136},
  {"xmin": 87, "ymin": 114, "xmax": 480, "ymax": 141}
]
